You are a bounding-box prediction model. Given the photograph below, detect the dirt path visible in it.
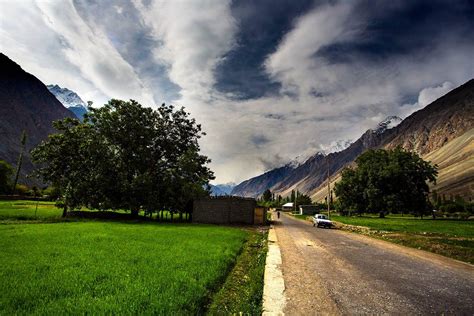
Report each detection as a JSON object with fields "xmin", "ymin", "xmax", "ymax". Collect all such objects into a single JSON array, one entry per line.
[{"xmin": 274, "ymin": 213, "xmax": 474, "ymax": 315}]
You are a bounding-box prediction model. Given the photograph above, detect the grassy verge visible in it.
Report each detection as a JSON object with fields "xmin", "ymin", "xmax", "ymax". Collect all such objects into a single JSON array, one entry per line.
[
  {"xmin": 207, "ymin": 228, "xmax": 268, "ymax": 315},
  {"xmin": 0, "ymin": 221, "xmax": 248, "ymax": 314},
  {"xmin": 292, "ymin": 214, "xmax": 310, "ymax": 220},
  {"xmin": 332, "ymin": 215, "xmax": 474, "ymax": 264}
]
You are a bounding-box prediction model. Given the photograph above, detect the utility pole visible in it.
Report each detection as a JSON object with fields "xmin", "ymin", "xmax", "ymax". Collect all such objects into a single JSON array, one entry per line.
[{"xmin": 327, "ymin": 156, "xmax": 330, "ymax": 219}]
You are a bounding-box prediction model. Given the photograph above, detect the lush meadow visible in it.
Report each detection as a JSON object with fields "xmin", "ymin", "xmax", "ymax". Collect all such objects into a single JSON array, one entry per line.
[{"xmin": 0, "ymin": 200, "xmax": 267, "ymax": 314}]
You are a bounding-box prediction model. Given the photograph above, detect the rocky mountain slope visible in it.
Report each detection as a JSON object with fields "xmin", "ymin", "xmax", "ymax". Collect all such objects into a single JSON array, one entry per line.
[
  {"xmin": 231, "ymin": 117, "xmax": 401, "ymax": 197},
  {"xmin": 231, "ymin": 164, "xmax": 295, "ymax": 197},
  {"xmin": 232, "ymin": 79, "xmax": 474, "ymax": 199},
  {"xmin": 47, "ymin": 84, "xmax": 88, "ymax": 120},
  {"xmin": 0, "ymin": 53, "xmax": 75, "ymax": 185}
]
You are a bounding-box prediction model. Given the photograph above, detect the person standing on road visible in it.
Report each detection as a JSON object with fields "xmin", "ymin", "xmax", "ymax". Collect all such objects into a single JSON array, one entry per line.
[{"xmin": 277, "ymin": 211, "xmax": 280, "ymax": 219}]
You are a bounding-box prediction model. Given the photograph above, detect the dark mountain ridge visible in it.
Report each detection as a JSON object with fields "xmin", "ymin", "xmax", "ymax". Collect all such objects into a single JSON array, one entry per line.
[{"xmin": 0, "ymin": 53, "xmax": 75, "ymax": 185}]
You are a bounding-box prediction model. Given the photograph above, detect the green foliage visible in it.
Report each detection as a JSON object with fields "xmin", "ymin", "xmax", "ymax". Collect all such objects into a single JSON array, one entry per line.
[
  {"xmin": 295, "ymin": 191, "xmax": 312, "ymax": 208},
  {"xmin": 0, "ymin": 160, "xmax": 13, "ymax": 194},
  {"xmin": 432, "ymin": 194, "xmax": 473, "ymax": 215},
  {"xmin": 42, "ymin": 186, "xmax": 61, "ymax": 201},
  {"xmin": 32, "ymin": 100, "xmax": 213, "ymax": 217},
  {"xmin": 335, "ymin": 148, "xmax": 437, "ymax": 217},
  {"xmin": 0, "ymin": 221, "xmax": 247, "ymax": 314},
  {"xmin": 262, "ymin": 189, "xmax": 272, "ymax": 202},
  {"xmin": 14, "ymin": 184, "xmax": 29, "ymax": 196}
]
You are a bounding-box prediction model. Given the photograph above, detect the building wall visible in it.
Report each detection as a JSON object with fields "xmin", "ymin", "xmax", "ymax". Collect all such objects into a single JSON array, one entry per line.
[
  {"xmin": 193, "ymin": 197, "xmax": 257, "ymax": 224},
  {"xmin": 299, "ymin": 205, "xmax": 320, "ymax": 215}
]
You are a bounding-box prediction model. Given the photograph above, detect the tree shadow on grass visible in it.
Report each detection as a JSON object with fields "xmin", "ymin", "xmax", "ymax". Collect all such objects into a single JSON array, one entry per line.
[{"xmin": 65, "ymin": 211, "xmax": 191, "ymax": 225}]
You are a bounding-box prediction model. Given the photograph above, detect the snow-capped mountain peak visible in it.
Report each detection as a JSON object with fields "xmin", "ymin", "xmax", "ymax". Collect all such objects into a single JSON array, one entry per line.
[
  {"xmin": 287, "ymin": 150, "xmax": 323, "ymax": 168},
  {"xmin": 373, "ymin": 116, "xmax": 402, "ymax": 134},
  {"xmin": 319, "ymin": 139, "xmax": 353, "ymax": 155},
  {"xmin": 47, "ymin": 84, "xmax": 88, "ymax": 120}
]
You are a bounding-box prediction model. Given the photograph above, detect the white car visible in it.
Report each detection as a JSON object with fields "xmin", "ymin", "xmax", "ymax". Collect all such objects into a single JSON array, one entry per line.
[{"xmin": 312, "ymin": 214, "xmax": 333, "ymax": 228}]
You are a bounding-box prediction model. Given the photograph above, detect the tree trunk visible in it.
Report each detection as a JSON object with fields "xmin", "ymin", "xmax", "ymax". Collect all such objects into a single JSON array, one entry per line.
[
  {"xmin": 379, "ymin": 211, "xmax": 385, "ymax": 218},
  {"xmin": 62, "ymin": 205, "xmax": 68, "ymax": 218}
]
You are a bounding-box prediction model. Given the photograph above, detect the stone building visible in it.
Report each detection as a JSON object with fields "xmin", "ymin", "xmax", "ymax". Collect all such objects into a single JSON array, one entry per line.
[{"xmin": 193, "ymin": 196, "xmax": 264, "ymax": 225}]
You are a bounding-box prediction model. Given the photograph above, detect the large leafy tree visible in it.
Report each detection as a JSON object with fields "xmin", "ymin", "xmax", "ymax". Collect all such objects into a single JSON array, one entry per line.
[
  {"xmin": 31, "ymin": 118, "xmax": 114, "ymax": 216},
  {"xmin": 334, "ymin": 148, "xmax": 437, "ymax": 217},
  {"xmin": 32, "ymin": 99, "xmax": 213, "ymax": 217}
]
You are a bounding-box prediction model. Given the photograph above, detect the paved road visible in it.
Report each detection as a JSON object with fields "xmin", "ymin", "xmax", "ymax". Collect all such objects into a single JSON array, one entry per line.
[{"xmin": 274, "ymin": 213, "xmax": 474, "ymax": 315}]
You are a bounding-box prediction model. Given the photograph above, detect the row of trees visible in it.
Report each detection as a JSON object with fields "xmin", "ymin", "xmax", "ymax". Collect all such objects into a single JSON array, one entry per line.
[
  {"xmin": 32, "ymin": 100, "xmax": 214, "ymax": 217},
  {"xmin": 259, "ymin": 188, "xmax": 313, "ymax": 209},
  {"xmin": 0, "ymin": 161, "xmax": 60, "ymax": 199},
  {"xmin": 431, "ymin": 191, "xmax": 473, "ymax": 215},
  {"xmin": 334, "ymin": 148, "xmax": 437, "ymax": 217}
]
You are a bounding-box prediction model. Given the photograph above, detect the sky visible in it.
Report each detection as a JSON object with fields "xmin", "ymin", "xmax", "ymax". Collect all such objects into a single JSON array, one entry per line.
[{"xmin": 1, "ymin": 0, "xmax": 474, "ymax": 184}]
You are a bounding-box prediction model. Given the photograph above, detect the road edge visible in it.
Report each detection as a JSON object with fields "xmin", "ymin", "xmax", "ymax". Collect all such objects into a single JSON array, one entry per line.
[{"xmin": 262, "ymin": 224, "xmax": 286, "ymax": 315}]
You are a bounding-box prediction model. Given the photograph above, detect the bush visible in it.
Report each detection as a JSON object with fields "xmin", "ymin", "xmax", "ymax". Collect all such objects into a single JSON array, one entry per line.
[
  {"xmin": 15, "ymin": 184, "xmax": 29, "ymax": 196},
  {"xmin": 42, "ymin": 186, "xmax": 61, "ymax": 200},
  {"xmin": 439, "ymin": 201, "xmax": 464, "ymax": 213}
]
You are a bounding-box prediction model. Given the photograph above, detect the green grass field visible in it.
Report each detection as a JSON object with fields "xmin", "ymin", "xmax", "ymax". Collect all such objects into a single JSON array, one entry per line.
[
  {"xmin": 331, "ymin": 215, "xmax": 474, "ymax": 263},
  {"xmin": 0, "ymin": 200, "xmax": 61, "ymax": 221},
  {"xmin": 0, "ymin": 200, "xmax": 265, "ymax": 314},
  {"xmin": 0, "ymin": 221, "xmax": 247, "ymax": 314},
  {"xmin": 331, "ymin": 215, "xmax": 474, "ymax": 237}
]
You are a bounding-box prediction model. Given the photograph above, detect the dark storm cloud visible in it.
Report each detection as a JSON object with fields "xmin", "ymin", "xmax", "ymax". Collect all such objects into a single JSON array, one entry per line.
[
  {"xmin": 214, "ymin": 0, "xmax": 314, "ymax": 100},
  {"xmin": 316, "ymin": 0, "xmax": 474, "ymax": 64}
]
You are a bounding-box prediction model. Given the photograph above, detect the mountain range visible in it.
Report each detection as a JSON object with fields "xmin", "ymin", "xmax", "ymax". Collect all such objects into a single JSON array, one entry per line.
[
  {"xmin": 1, "ymin": 52, "xmax": 472, "ymax": 198},
  {"xmin": 209, "ymin": 183, "xmax": 236, "ymax": 196},
  {"xmin": 47, "ymin": 84, "xmax": 88, "ymax": 120},
  {"xmin": 232, "ymin": 80, "xmax": 474, "ymax": 199},
  {"xmin": 0, "ymin": 53, "xmax": 76, "ymax": 185}
]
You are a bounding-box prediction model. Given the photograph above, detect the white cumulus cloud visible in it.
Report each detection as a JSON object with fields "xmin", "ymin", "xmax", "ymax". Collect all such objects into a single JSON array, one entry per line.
[
  {"xmin": 36, "ymin": 0, "xmax": 155, "ymax": 106},
  {"xmin": 418, "ymin": 81, "xmax": 455, "ymax": 107}
]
